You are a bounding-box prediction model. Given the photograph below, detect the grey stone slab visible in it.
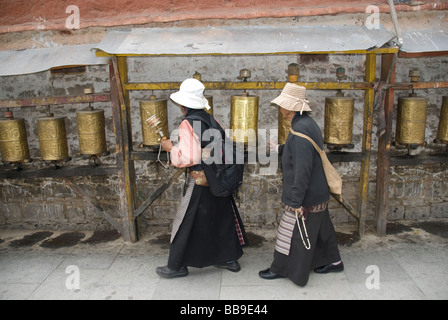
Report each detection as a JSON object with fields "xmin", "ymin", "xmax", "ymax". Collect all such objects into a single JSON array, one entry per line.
[
  {"xmin": 0, "ymin": 283, "xmax": 40, "ymax": 300},
  {"xmin": 349, "ymin": 280, "xmax": 426, "ymax": 300},
  {"xmin": 152, "ymin": 267, "xmax": 223, "ymax": 300},
  {"xmin": 27, "ymin": 268, "xmax": 105, "ymax": 300}
]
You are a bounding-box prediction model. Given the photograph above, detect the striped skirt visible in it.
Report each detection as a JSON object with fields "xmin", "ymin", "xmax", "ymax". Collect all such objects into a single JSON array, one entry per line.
[
  {"xmin": 271, "ymin": 203, "xmax": 341, "ymax": 286},
  {"xmin": 275, "ymin": 201, "xmax": 329, "ymax": 256},
  {"xmin": 167, "ymin": 175, "xmax": 247, "ymax": 269}
]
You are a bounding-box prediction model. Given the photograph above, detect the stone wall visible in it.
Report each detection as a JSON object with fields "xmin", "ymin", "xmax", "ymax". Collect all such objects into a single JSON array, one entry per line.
[{"xmin": 1, "ymin": 52, "xmax": 447, "ymax": 233}]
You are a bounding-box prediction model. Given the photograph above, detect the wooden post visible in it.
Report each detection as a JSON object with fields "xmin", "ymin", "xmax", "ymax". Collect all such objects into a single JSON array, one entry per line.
[
  {"xmin": 358, "ymin": 53, "xmax": 376, "ymax": 236},
  {"xmin": 375, "ymin": 53, "xmax": 397, "ymax": 236},
  {"xmin": 109, "ymin": 58, "xmax": 138, "ymax": 243}
]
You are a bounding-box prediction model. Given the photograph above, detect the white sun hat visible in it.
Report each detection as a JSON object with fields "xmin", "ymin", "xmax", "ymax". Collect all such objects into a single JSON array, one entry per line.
[{"xmin": 170, "ymin": 78, "xmax": 211, "ymax": 110}]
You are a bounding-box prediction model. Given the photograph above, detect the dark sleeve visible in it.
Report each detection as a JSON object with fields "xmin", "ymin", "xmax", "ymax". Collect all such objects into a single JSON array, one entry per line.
[
  {"xmin": 289, "ymin": 137, "xmax": 314, "ymax": 208},
  {"xmin": 278, "ymin": 144, "xmax": 285, "ymax": 156}
]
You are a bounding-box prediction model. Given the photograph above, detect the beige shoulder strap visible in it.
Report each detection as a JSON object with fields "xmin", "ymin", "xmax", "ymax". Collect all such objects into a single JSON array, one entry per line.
[{"xmin": 289, "ymin": 128, "xmax": 323, "ymax": 153}]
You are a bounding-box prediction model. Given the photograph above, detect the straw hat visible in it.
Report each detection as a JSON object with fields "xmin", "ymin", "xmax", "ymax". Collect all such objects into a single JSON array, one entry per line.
[
  {"xmin": 170, "ymin": 78, "xmax": 211, "ymax": 110},
  {"xmin": 271, "ymin": 83, "xmax": 311, "ymax": 114}
]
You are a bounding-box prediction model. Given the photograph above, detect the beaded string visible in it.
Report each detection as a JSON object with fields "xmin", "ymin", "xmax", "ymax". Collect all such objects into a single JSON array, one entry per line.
[{"xmin": 295, "ymin": 208, "xmax": 311, "ymax": 250}]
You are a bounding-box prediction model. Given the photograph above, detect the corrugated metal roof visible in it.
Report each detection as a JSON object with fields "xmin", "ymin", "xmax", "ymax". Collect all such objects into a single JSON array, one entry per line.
[
  {"xmin": 0, "ymin": 44, "xmax": 109, "ymax": 77},
  {"xmin": 94, "ymin": 25, "xmax": 395, "ymax": 55},
  {"xmin": 400, "ymin": 30, "xmax": 448, "ymax": 53},
  {"xmin": 2, "ymin": 26, "xmax": 446, "ymax": 78}
]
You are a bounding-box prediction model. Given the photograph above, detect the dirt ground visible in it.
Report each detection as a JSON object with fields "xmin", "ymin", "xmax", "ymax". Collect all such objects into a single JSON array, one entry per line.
[{"xmin": 1, "ymin": 220, "xmax": 447, "ymax": 254}]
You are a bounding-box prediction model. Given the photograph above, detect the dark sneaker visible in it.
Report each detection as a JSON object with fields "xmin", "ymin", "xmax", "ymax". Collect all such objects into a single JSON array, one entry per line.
[
  {"xmin": 314, "ymin": 262, "xmax": 344, "ymax": 274},
  {"xmin": 214, "ymin": 260, "xmax": 241, "ymax": 272},
  {"xmin": 156, "ymin": 265, "xmax": 188, "ymax": 278},
  {"xmin": 258, "ymin": 268, "xmax": 286, "ymax": 280}
]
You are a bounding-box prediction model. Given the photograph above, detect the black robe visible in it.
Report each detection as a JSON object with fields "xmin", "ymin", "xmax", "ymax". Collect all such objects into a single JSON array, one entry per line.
[
  {"xmin": 167, "ymin": 108, "xmax": 247, "ymax": 269},
  {"xmin": 270, "ymin": 112, "xmax": 341, "ymax": 286}
]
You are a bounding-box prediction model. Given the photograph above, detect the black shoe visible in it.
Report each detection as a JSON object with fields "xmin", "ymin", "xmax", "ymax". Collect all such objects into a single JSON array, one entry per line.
[
  {"xmin": 314, "ymin": 262, "xmax": 344, "ymax": 274},
  {"xmin": 214, "ymin": 260, "xmax": 241, "ymax": 272},
  {"xmin": 156, "ymin": 265, "xmax": 188, "ymax": 278},
  {"xmin": 258, "ymin": 268, "xmax": 285, "ymax": 280}
]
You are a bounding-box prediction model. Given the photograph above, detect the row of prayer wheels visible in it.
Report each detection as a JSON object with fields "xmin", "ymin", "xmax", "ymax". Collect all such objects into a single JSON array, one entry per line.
[
  {"xmin": 1, "ymin": 87, "xmax": 448, "ymax": 164},
  {"xmin": 0, "ymin": 106, "xmax": 108, "ymax": 164},
  {"xmin": 139, "ymin": 90, "xmax": 448, "ymax": 149}
]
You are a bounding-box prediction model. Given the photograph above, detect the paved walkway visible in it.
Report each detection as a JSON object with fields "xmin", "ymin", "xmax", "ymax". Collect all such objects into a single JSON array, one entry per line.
[{"xmin": 0, "ymin": 221, "xmax": 447, "ymax": 300}]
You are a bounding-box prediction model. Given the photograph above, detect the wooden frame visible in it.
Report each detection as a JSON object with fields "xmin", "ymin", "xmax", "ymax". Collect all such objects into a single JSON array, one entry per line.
[{"xmin": 3, "ymin": 46, "xmax": 446, "ymax": 241}]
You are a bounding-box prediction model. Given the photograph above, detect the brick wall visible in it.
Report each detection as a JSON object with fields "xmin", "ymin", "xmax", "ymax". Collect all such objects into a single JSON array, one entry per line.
[{"xmin": 1, "ymin": 51, "xmax": 447, "ymax": 233}]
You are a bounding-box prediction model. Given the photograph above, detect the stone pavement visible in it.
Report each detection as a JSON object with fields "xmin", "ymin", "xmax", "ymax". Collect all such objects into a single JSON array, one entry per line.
[{"xmin": 0, "ymin": 221, "xmax": 447, "ymax": 301}]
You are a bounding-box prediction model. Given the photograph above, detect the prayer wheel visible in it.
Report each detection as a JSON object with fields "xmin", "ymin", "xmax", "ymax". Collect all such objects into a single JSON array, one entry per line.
[
  {"xmin": 436, "ymin": 96, "xmax": 448, "ymax": 144},
  {"xmin": 230, "ymin": 92, "xmax": 259, "ymax": 145},
  {"xmin": 37, "ymin": 115, "xmax": 70, "ymax": 161},
  {"xmin": 140, "ymin": 95, "xmax": 168, "ymax": 147},
  {"xmin": 278, "ymin": 64, "xmax": 301, "ymax": 144},
  {"xmin": 193, "ymin": 72, "xmax": 213, "ymax": 115},
  {"xmin": 278, "ymin": 112, "xmax": 290, "ymax": 145},
  {"xmin": 76, "ymin": 108, "xmax": 107, "ymax": 155},
  {"xmin": 324, "ymin": 96, "xmax": 355, "ymax": 146},
  {"xmin": 395, "ymin": 96, "xmax": 428, "ymax": 146},
  {"xmin": 205, "ymin": 95, "xmax": 213, "ymax": 115},
  {"xmin": 0, "ymin": 114, "xmax": 30, "ymax": 163}
]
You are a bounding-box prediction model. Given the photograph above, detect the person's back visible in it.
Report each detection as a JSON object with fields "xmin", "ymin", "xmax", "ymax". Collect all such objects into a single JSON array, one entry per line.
[{"xmin": 281, "ymin": 113, "xmax": 330, "ymax": 209}]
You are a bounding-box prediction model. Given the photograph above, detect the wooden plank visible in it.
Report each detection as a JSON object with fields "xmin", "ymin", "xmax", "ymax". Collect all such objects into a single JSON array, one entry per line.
[
  {"xmin": 124, "ymin": 81, "xmax": 373, "ymax": 91},
  {"xmin": 0, "ymin": 165, "xmax": 118, "ymax": 180},
  {"xmin": 398, "ymin": 51, "xmax": 448, "ymax": 58},
  {"xmin": 0, "ymin": 93, "xmax": 111, "ymax": 108},
  {"xmin": 357, "ymin": 53, "xmax": 376, "ymax": 236},
  {"xmin": 109, "ymin": 57, "xmax": 138, "ymax": 243},
  {"xmin": 375, "ymin": 53, "xmax": 397, "ymax": 237},
  {"xmin": 95, "ymin": 47, "xmax": 398, "ymax": 57},
  {"xmin": 390, "ymin": 154, "xmax": 448, "ymax": 166},
  {"xmin": 390, "ymin": 81, "xmax": 448, "ymax": 90}
]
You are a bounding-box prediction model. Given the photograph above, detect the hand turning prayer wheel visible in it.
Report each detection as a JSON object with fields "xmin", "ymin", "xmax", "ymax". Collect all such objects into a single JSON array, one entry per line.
[
  {"xmin": 76, "ymin": 108, "xmax": 107, "ymax": 155},
  {"xmin": 395, "ymin": 95, "xmax": 428, "ymax": 147},
  {"xmin": 436, "ymin": 96, "xmax": 448, "ymax": 144},
  {"xmin": 140, "ymin": 95, "xmax": 168, "ymax": 147},
  {"xmin": 0, "ymin": 110, "xmax": 31, "ymax": 164},
  {"xmin": 230, "ymin": 69, "xmax": 259, "ymax": 145},
  {"xmin": 37, "ymin": 113, "xmax": 70, "ymax": 161},
  {"xmin": 324, "ymin": 94, "xmax": 355, "ymax": 147}
]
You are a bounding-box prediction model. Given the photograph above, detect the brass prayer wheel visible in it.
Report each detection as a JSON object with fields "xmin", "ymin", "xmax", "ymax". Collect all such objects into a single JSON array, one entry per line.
[
  {"xmin": 395, "ymin": 96, "xmax": 428, "ymax": 146},
  {"xmin": 437, "ymin": 96, "xmax": 448, "ymax": 144},
  {"xmin": 140, "ymin": 95, "xmax": 168, "ymax": 147},
  {"xmin": 205, "ymin": 95, "xmax": 213, "ymax": 115},
  {"xmin": 0, "ymin": 117, "xmax": 30, "ymax": 163},
  {"xmin": 37, "ymin": 116, "xmax": 69, "ymax": 161},
  {"xmin": 193, "ymin": 72, "xmax": 213, "ymax": 115},
  {"xmin": 324, "ymin": 96, "xmax": 355, "ymax": 146},
  {"xmin": 76, "ymin": 109, "xmax": 107, "ymax": 155},
  {"xmin": 230, "ymin": 93, "xmax": 259, "ymax": 145},
  {"xmin": 278, "ymin": 110, "xmax": 291, "ymax": 145}
]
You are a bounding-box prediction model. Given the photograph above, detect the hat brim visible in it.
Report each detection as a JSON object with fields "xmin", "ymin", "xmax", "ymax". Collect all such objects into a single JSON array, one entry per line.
[
  {"xmin": 170, "ymin": 91, "xmax": 210, "ymax": 110},
  {"xmin": 271, "ymin": 95, "xmax": 312, "ymax": 112}
]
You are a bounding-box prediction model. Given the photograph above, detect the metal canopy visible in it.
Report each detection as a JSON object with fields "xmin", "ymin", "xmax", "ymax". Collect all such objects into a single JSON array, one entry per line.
[
  {"xmin": 94, "ymin": 25, "xmax": 395, "ymax": 56},
  {"xmin": 400, "ymin": 30, "xmax": 448, "ymax": 53},
  {"xmin": 0, "ymin": 44, "xmax": 109, "ymax": 77}
]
